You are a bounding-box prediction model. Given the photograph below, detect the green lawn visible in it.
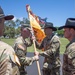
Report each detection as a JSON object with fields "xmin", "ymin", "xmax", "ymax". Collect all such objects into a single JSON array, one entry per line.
[
  {"xmin": 60, "ymin": 38, "xmax": 69, "ymax": 54},
  {"xmin": 1, "ymin": 38, "xmax": 69, "ymax": 54},
  {"xmin": 1, "ymin": 38, "xmax": 15, "ymax": 46}
]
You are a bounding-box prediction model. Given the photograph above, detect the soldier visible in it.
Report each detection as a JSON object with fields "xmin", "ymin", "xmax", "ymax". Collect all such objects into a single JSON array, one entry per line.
[
  {"xmin": 13, "ymin": 24, "xmax": 39, "ymax": 75},
  {"xmin": 0, "ymin": 6, "xmax": 20, "ymax": 75},
  {"xmin": 35, "ymin": 22, "xmax": 61, "ymax": 75},
  {"xmin": 58, "ymin": 18, "xmax": 75, "ymax": 75}
]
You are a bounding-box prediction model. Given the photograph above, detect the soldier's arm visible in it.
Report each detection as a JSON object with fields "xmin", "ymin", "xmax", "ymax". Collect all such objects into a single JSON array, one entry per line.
[
  {"xmin": 25, "ymin": 37, "xmax": 33, "ymax": 47},
  {"xmin": 20, "ymin": 55, "xmax": 39, "ymax": 66},
  {"xmin": 39, "ymin": 40, "xmax": 60, "ymax": 58},
  {"xmin": 68, "ymin": 48, "xmax": 75, "ymax": 75},
  {"xmin": 35, "ymin": 39, "xmax": 44, "ymax": 49},
  {"xmin": 15, "ymin": 43, "xmax": 38, "ymax": 66}
]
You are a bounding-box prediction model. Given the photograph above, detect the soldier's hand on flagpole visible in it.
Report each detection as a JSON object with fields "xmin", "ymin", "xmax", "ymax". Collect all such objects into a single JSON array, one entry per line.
[
  {"xmin": 29, "ymin": 33, "xmax": 35, "ymax": 40},
  {"xmin": 34, "ymin": 51, "xmax": 40, "ymax": 56},
  {"xmin": 31, "ymin": 35, "xmax": 36, "ymax": 41},
  {"xmin": 32, "ymin": 55, "xmax": 39, "ymax": 61}
]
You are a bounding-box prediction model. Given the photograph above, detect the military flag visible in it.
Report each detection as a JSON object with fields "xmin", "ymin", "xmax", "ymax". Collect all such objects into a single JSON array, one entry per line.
[{"xmin": 26, "ymin": 5, "xmax": 46, "ymax": 43}]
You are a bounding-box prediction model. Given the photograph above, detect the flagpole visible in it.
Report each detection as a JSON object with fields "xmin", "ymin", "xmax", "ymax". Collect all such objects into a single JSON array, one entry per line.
[
  {"xmin": 30, "ymin": 20, "xmax": 41, "ymax": 75},
  {"xmin": 26, "ymin": 5, "xmax": 41, "ymax": 75}
]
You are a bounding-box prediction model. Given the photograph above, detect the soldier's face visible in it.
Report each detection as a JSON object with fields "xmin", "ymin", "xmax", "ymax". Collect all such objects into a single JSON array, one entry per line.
[
  {"xmin": 21, "ymin": 28, "xmax": 31, "ymax": 38},
  {"xmin": 44, "ymin": 28, "xmax": 52, "ymax": 36},
  {"xmin": 64, "ymin": 28, "xmax": 71, "ymax": 40},
  {"xmin": 0, "ymin": 18, "xmax": 5, "ymax": 36}
]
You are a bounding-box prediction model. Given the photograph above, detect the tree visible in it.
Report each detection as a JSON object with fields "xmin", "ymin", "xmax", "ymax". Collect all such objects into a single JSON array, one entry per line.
[
  {"xmin": 4, "ymin": 17, "xmax": 31, "ymax": 38},
  {"xmin": 57, "ymin": 29, "xmax": 64, "ymax": 37}
]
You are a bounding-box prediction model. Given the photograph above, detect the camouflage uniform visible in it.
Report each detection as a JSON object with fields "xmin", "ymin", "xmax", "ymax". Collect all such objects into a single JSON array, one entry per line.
[
  {"xmin": 63, "ymin": 38, "xmax": 75, "ymax": 75},
  {"xmin": 13, "ymin": 36, "xmax": 36, "ymax": 75},
  {"xmin": 36, "ymin": 33, "xmax": 61, "ymax": 75},
  {"xmin": 0, "ymin": 41, "xmax": 20, "ymax": 75}
]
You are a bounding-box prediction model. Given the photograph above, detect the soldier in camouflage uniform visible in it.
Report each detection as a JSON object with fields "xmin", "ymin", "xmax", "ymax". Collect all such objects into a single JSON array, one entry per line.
[
  {"xmin": 58, "ymin": 18, "xmax": 75, "ymax": 75},
  {"xmin": 13, "ymin": 24, "xmax": 39, "ymax": 75},
  {"xmin": 35, "ymin": 22, "xmax": 61, "ymax": 75},
  {"xmin": 0, "ymin": 6, "xmax": 20, "ymax": 75}
]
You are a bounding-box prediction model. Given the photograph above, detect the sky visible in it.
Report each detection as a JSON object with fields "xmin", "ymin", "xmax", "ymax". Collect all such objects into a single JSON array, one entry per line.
[{"xmin": 0, "ymin": 0, "xmax": 75, "ymax": 27}]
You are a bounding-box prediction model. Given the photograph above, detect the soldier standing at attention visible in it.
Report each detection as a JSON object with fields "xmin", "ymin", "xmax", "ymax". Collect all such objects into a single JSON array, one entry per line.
[
  {"xmin": 0, "ymin": 6, "xmax": 20, "ymax": 75},
  {"xmin": 13, "ymin": 24, "xmax": 39, "ymax": 75},
  {"xmin": 35, "ymin": 22, "xmax": 61, "ymax": 75},
  {"xmin": 58, "ymin": 18, "xmax": 75, "ymax": 75}
]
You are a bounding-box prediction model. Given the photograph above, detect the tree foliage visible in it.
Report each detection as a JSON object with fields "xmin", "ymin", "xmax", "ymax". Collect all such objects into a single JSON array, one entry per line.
[{"xmin": 3, "ymin": 18, "xmax": 63, "ymax": 38}]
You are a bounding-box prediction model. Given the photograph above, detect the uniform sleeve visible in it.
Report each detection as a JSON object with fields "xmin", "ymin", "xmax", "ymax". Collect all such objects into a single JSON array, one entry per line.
[
  {"xmin": 14, "ymin": 43, "xmax": 36, "ymax": 66},
  {"xmin": 25, "ymin": 38, "xmax": 33, "ymax": 47},
  {"xmin": 35, "ymin": 39, "xmax": 44, "ymax": 49},
  {"xmin": 39, "ymin": 38, "xmax": 60, "ymax": 58},
  {"xmin": 14, "ymin": 39, "xmax": 33, "ymax": 66},
  {"xmin": 14, "ymin": 38, "xmax": 26, "ymax": 51},
  {"xmin": 19, "ymin": 56, "xmax": 35, "ymax": 66},
  {"xmin": 15, "ymin": 48, "xmax": 36, "ymax": 66},
  {"xmin": 68, "ymin": 47, "xmax": 75, "ymax": 74},
  {"xmin": 15, "ymin": 38, "xmax": 23, "ymax": 44},
  {"xmin": 68, "ymin": 47, "xmax": 75, "ymax": 66}
]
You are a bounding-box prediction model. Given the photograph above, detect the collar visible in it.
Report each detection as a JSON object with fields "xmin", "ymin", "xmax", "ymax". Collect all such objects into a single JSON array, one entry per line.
[
  {"xmin": 46, "ymin": 33, "xmax": 55, "ymax": 40},
  {"xmin": 66, "ymin": 37, "xmax": 75, "ymax": 48}
]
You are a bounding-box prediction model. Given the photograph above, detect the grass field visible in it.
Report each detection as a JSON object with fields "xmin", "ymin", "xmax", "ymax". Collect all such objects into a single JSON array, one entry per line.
[
  {"xmin": 60, "ymin": 38, "xmax": 69, "ymax": 54},
  {"xmin": 1, "ymin": 38, "xmax": 69, "ymax": 54}
]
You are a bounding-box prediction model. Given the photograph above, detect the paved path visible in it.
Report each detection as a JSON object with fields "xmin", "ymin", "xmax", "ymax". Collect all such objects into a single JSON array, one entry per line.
[{"xmin": 26, "ymin": 52, "xmax": 63, "ymax": 75}]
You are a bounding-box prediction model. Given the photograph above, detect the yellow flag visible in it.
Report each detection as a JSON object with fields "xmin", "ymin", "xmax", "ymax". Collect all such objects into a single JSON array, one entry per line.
[{"xmin": 26, "ymin": 5, "xmax": 46, "ymax": 43}]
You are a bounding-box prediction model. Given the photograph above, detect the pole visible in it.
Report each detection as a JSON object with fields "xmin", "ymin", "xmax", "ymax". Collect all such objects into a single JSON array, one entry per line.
[
  {"xmin": 30, "ymin": 25, "xmax": 41, "ymax": 75},
  {"xmin": 26, "ymin": 5, "xmax": 41, "ymax": 75}
]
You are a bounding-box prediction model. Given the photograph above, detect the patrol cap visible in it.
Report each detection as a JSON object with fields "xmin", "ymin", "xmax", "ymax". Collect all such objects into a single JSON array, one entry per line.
[
  {"xmin": 43, "ymin": 22, "xmax": 57, "ymax": 31},
  {"xmin": 58, "ymin": 18, "xmax": 75, "ymax": 30},
  {"xmin": 21, "ymin": 24, "xmax": 31, "ymax": 30},
  {"xmin": 0, "ymin": 6, "xmax": 14, "ymax": 20}
]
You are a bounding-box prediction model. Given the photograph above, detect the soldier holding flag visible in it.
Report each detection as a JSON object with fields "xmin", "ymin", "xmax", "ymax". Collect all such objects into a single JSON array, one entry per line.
[
  {"xmin": 13, "ymin": 24, "xmax": 39, "ymax": 75},
  {"xmin": 35, "ymin": 22, "xmax": 61, "ymax": 75}
]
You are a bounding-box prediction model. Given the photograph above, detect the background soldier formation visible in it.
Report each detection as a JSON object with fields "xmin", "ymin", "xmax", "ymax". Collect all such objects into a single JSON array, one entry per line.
[{"xmin": 0, "ymin": 6, "xmax": 75, "ymax": 75}]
